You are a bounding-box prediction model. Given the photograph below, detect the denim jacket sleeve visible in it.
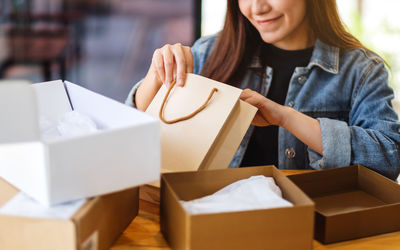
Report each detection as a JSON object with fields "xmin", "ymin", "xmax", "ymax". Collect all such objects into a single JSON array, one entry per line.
[
  {"xmin": 125, "ymin": 79, "xmax": 143, "ymax": 108},
  {"xmin": 309, "ymin": 60, "xmax": 400, "ymax": 180}
]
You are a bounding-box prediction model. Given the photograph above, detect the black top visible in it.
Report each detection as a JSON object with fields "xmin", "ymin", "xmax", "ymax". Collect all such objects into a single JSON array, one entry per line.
[{"xmin": 240, "ymin": 43, "xmax": 313, "ymax": 167}]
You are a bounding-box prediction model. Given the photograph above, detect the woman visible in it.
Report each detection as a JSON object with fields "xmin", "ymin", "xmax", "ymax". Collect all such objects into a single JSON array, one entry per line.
[{"xmin": 126, "ymin": 0, "xmax": 400, "ymax": 180}]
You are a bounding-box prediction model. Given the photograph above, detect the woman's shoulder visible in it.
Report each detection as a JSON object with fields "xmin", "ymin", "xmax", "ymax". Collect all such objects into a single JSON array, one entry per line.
[
  {"xmin": 192, "ymin": 34, "xmax": 218, "ymax": 52},
  {"xmin": 191, "ymin": 34, "xmax": 219, "ymax": 74},
  {"xmin": 337, "ymin": 46, "xmax": 389, "ymax": 88},
  {"xmin": 341, "ymin": 46, "xmax": 386, "ymax": 70},
  {"xmin": 192, "ymin": 34, "xmax": 218, "ymax": 57}
]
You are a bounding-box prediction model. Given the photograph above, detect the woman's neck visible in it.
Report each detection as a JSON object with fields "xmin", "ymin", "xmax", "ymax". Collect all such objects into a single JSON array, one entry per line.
[{"xmin": 272, "ymin": 18, "xmax": 315, "ymax": 51}]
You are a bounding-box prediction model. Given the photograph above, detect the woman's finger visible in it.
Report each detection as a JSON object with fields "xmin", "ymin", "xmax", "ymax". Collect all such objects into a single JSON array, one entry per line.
[
  {"xmin": 171, "ymin": 43, "xmax": 186, "ymax": 86},
  {"xmin": 152, "ymin": 49, "xmax": 165, "ymax": 85},
  {"xmin": 161, "ymin": 44, "xmax": 175, "ymax": 87},
  {"xmin": 252, "ymin": 113, "xmax": 270, "ymax": 126},
  {"xmin": 240, "ymin": 89, "xmax": 258, "ymax": 103}
]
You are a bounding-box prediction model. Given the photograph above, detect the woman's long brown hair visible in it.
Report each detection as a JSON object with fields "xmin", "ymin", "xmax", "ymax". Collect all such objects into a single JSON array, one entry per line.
[{"xmin": 200, "ymin": 0, "xmax": 368, "ymax": 85}]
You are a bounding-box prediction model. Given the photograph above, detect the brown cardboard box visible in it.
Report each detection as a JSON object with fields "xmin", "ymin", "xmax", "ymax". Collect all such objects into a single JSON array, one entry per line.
[
  {"xmin": 288, "ymin": 165, "xmax": 400, "ymax": 244},
  {"xmin": 0, "ymin": 178, "xmax": 139, "ymax": 250},
  {"xmin": 160, "ymin": 166, "xmax": 315, "ymax": 250},
  {"xmin": 140, "ymin": 184, "xmax": 161, "ymax": 204}
]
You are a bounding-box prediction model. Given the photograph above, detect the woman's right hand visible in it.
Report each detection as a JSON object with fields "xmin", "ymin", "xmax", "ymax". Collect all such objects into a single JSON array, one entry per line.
[
  {"xmin": 135, "ymin": 43, "xmax": 193, "ymax": 111},
  {"xmin": 150, "ymin": 43, "xmax": 193, "ymax": 88}
]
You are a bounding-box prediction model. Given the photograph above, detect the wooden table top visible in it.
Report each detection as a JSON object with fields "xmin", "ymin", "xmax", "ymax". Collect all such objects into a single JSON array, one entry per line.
[{"xmin": 111, "ymin": 170, "xmax": 400, "ymax": 250}]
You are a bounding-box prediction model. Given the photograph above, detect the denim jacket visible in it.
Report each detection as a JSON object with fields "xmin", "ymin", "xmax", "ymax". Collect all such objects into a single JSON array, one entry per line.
[{"xmin": 126, "ymin": 35, "xmax": 400, "ymax": 180}]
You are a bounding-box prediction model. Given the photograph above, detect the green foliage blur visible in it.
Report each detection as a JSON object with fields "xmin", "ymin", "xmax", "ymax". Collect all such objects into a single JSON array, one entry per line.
[{"xmin": 346, "ymin": 10, "xmax": 400, "ymax": 92}]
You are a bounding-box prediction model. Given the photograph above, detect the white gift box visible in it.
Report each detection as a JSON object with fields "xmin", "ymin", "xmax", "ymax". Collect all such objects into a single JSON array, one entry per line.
[{"xmin": 0, "ymin": 80, "xmax": 160, "ymax": 206}]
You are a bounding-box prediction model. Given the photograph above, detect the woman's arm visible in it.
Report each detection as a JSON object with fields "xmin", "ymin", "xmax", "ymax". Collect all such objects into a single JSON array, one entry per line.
[
  {"xmin": 135, "ymin": 67, "xmax": 162, "ymax": 111},
  {"xmin": 241, "ymin": 60, "xmax": 400, "ymax": 180},
  {"xmin": 282, "ymin": 107, "xmax": 323, "ymax": 155},
  {"xmin": 240, "ymin": 89, "xmax": 323, "ymax": 155}
]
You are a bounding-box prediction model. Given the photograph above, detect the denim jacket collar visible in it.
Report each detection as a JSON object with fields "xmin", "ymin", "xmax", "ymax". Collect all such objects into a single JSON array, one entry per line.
[
  {"xmin": 308, "ymin": 39, "xmax": 339, "ymax": 74},
  {"xmin": 249, "ymin": 39, "xmax": 339, "ymax": 75}
]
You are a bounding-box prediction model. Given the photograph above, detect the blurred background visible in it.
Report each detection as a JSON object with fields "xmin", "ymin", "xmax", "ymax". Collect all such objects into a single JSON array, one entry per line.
[
  {"xmin": 0, "ymin": 0, "xmax": 399, "ymax": 107},
  {"xmin": 0, "ymin": 0, "xmax": 200, "ymax": 101}
]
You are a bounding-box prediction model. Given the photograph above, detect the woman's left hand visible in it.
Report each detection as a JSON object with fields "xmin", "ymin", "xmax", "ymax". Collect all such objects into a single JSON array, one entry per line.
[
  {"xmin": 240, "ymin": 89, "xmax": 287, "ymax": 127},
  {"xmin": 240, "ymin": 89, "xmax": 323, "ymax": 155}
]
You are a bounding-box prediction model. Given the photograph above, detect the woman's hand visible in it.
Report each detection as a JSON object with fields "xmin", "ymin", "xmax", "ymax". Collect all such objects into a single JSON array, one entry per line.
[
  {"xmin": 240, "ymin": 88, "xmax": 323, "ymax": 155},
  {"xmin": 135, "ymin": 43, "xmax": 193, "ymax": 111},
  {"xmin": 151, "ymin": 43, "xmax": 193, "ymax": 87},
  {"xmin": 240, "ymin": 89, "xmax": 287, "ymax": 127}
]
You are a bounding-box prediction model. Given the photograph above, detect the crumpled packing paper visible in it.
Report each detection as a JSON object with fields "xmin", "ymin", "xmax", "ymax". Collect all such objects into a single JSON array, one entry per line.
[
  {"xmin": 181, "ymin": 175, "xmax": 293, "ymax": 214},
  {"xmin": 0, "ymin": 192, "xmax": 85, "ymax": 219},
  {"xmin": 40, "ymin": 111, "xmax": 98, "ymax": 141}
]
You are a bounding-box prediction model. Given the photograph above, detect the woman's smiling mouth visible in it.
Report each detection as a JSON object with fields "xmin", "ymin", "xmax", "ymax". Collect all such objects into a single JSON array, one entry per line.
[{"xmin": 256, "ymin": 15, "xmax": 284, "ymax": 26}]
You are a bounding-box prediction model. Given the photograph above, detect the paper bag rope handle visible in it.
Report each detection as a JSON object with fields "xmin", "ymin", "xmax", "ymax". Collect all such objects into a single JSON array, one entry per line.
[{"xmin": 159, "ymin": 80, "xmax": 218, "ymax": 124}]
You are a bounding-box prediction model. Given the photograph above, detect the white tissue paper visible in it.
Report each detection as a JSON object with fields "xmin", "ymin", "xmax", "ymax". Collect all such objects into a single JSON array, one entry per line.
[
  {"xmin": 40, "ymin": 111, "xmax": 98, "ymax": 141},
  {"xmin": 180, "ymin": 175, "xmax": 293, "ymax": 214},
  {"xmin": 0, "ymin": 192, "xmax": 85, "ymax": 220}
]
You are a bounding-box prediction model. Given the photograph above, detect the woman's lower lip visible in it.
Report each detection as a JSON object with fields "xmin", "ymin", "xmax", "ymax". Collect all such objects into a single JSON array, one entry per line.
[{"xmin": 257, "ymin": 15, "xmax": 282, "ymax": 25}]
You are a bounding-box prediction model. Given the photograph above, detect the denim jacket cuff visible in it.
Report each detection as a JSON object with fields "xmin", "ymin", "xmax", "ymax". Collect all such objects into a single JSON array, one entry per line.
[
  {"xmin": 124, "ymin": 79, "xmax": 143, "ymax": 108},
  {"xmin": 308, "ymin": 118, "xmax": 351, "ymax": 169}
]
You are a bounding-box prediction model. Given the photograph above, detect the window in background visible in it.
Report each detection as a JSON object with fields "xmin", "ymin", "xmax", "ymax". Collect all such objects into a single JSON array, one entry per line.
[
  {"xmin": 0, "ymin": 0, "xmax": 199, "ymax": 102},
  {"xmin": 201, "ymin": 0, "xmax": 226, "ymax": 37}
]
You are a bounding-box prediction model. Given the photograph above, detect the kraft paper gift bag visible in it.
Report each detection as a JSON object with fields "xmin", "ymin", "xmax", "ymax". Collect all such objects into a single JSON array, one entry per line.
[{"xmin": 146, "ymin": 73, "xmax": 257, "ymax": 176}]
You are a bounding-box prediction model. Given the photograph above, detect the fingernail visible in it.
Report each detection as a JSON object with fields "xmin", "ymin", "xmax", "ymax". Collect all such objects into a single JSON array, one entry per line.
[{"xmin": 177, "ymin": 79, "xmax": 184, "ymax": 86}]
